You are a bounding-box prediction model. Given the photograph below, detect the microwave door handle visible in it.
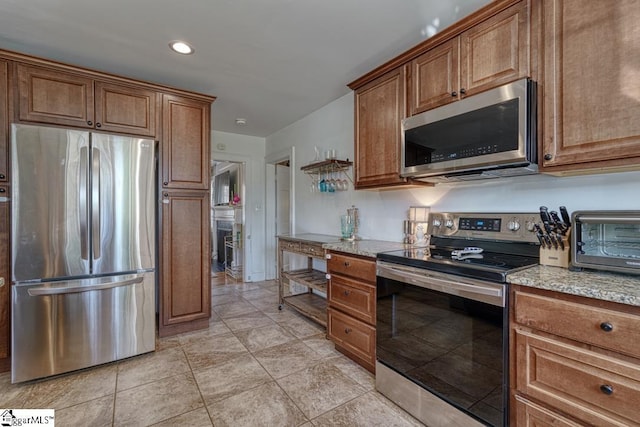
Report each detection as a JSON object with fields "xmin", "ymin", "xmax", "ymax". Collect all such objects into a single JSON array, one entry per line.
[{"xmin": 576, "ymin": 215, "xmax": 640, "ymax": 224}]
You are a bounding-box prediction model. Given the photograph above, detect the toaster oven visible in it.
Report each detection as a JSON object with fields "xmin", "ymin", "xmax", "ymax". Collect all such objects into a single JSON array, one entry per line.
[{"xmin": 572, "ymin": 211, "xmax": 640, "ymax": 274}]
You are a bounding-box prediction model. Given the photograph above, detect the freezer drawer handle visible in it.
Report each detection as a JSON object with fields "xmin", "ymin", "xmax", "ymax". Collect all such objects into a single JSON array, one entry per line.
[{"xmin": 27, "ymin": 276, "xmax": 144, "ymax": 296}]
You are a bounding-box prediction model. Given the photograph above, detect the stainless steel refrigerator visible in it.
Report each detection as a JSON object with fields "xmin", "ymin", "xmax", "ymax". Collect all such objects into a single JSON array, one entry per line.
[{"xmin": 10, "ymin": 123, "xmax": 156, "ymax": 383}]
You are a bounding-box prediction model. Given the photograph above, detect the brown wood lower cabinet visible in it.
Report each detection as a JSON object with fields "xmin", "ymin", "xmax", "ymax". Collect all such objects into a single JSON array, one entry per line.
[
  {"xmin": 511, "ymin": 285, "xmax": 640, "ymax": 426},
  {"xmin": 159, "ymin": 189, "xmax": 210, "ymax": 337},
  {"xmin": 327, "ymin": 251, "xmax": 376, "ymax": 372}
]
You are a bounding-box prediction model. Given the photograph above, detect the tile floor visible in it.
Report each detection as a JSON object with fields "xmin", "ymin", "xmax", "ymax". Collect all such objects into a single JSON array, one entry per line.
[{"xmin": 0, "ymin": 275, "xmax": 425, "ymax": 426}]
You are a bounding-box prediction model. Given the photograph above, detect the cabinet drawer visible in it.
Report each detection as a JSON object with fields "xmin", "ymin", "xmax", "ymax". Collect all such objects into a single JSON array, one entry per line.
[
  {"xmin": 328, "ymin": 275, "xmax": 375, "ymax": 324},
  {"xmin": 279, "ymin": 240, "xmax": 300, "ymax": 253},
  {"xmin": 328, "ymin": 308, "xmax": 375, "ymax": 367},
  {"xmin": 300, "ymin": 242, "xmax": 324, "ymax": 258},
  {"xmin": 515, "ymin": 328, "xmax": 640, "ymax": 426},
  {"xmin": 514, "ymin": 291, "xmax": 640, "ymax": 358},
  {"xmin": 327, "ymin": 252, "xmax": 375, "ymax": 282},
  {"xmin": 514, "ymin": 395, "xmax": 584, "ymax": 427}
]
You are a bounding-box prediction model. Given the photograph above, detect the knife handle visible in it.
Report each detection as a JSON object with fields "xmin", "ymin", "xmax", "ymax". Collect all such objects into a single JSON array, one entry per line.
[{"xmin": 560, "ymin": 206, "xmax": 571, "ymax": 226}]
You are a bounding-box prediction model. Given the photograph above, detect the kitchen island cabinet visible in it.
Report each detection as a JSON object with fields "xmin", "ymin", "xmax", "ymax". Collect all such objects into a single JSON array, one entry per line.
[
  {"xmin": 277, "ymin": 234, "xmax": 341, "ymax": 327},
  {"xmin": 510, "ymin": 285, "xmax": 640, "ymax": 426},
  {"xmin": 16, "ymin": 63, "xmax": 160, "ymax": 137},
  {"xmin": 326, "ymin": 251, "xmax": 376, "ymax": 373},
  {"xmin": 541, "ymin": 0, "xmax": 640, "ymax": 173}
]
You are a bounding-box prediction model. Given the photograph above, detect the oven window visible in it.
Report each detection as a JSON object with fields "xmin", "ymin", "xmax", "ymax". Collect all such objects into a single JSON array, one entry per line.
[
  {"xmin": 404, "ymin": 99, "xmax": 519, "ymax": 167},
  {"xmin": 377, "ymin": 276, "xmax": 506, "ymax": 427}
]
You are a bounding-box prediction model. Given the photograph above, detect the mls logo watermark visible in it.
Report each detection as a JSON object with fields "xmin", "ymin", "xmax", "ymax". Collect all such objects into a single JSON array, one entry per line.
[{"xmin": 1, "ymin": 409, "xmax": 55, "ymax": 426}]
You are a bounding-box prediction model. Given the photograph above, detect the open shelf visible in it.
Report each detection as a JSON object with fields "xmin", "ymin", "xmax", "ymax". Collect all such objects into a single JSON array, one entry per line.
[
  {"xmin": 281, "ymin": 268, "xmax": 327, "ymax": 293},
  {"xmin": 282, "ymin": 293, "xmax": 327, "ymax": 327}
]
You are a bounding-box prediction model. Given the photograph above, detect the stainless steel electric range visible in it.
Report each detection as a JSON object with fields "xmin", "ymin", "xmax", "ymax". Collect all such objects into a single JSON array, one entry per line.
[{"xmin": 376, "ymin": 212, "xmax": 540, "ymax": 427}]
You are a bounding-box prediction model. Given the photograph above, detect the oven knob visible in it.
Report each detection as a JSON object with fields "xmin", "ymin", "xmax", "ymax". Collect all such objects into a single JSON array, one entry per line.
[
  {"xmin": 507, "ymin": 220, "xmax": 521, "ymax": 231},
  {"xmin": 432, "ymin": 219, "xmax": 442, "ymax": 227},
  {"xmin": 445, "ymin": 219, "xmax": 454, "ymax": 229},
  {"xmin": 526, "ymin": 221, "xmax": 536, "ymax": 232}
]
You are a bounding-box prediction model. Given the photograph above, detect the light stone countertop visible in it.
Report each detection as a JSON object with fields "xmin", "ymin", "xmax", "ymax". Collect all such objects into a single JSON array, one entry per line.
[
  {"xmin": 507, "ymin": 265, "xmax": 640, "ymax": 307},
  {"xmin": 323, "ymin": 240, "xmax": 421, "ymax": 258}
]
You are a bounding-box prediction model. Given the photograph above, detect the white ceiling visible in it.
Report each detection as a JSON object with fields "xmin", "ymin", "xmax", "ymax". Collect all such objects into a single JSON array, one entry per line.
[{"xmin": 0, "ymin": 0, "xmax": 490, "ymax": 137}]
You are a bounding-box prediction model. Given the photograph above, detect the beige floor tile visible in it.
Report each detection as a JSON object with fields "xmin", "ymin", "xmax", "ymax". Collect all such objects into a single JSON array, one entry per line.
[
  {"xmin": 182, "ymin": 332, "xmax": 249, "ymax": 371},
  {"xmin": 253, "ymin": 340, "xmax": 323, "ymax": 379},
  {"xmin": 239, "ymin": 287, "xmax": 278, "ymax": 301},
  {"xmin": 277, "ymin": 361, "xmax": 366, "ymax": 419},
  {"xmin": 117, "ymin": 347, "xmax": 190, "ymax": 391},
  {"xmin": 151, "ymin": 407, "xmax": 213, "ymax": 426},
  {"xmin": 213, "ymin": 300, "xmax": 260, "ymax": 318},
  {"xmin": 211, "ymin": 284, "xmax": 237, "ymax": 296},
  {"xmin": 229, "ymin": 282, "xmax": 263, "ymax": 292},
  {"xmin": 0, "ymin": 373, "xmax": 35, "ymax": 408},
  {"xmin": 114, "ymin": 372, "xmax": 203, "ymax": 426},
  {"xmin": 55, "ymin": 394, "xmax": 114, "ymax": 427},
  {"xmin": 222, "ymin": 311, "xmax": 276, "ymax": 332},
  {"xmin": 212, "ymin": 293, "xmax": 245, "ymax": 306},
  {"xmin": 301, "ymin": 334, "xmax": 341, "ymax": 358},
  {"xmin": 278, "ymin": 315, "xmax": 325, "ymax": 339},
  {"xmin": 234, "ymin": 324, "xmax": 297, "ymax": 353},
  {"xmin": 177, "ymin": 321, "xmax": 232, "ymax": 347},
  {"xmin": 311, "ymin": 391, "xmax": 424, "ymax": 426},
  {"xmin": 21, "ymin": 364, "xmax": 117, "ymax": 410},
  {"xmin": 207, "ymin": 381, "xmax": 308, "ymax": 427},
  {"xmin": 325, "ymin": 356, "xmax": 375, "ymax": 391},
  {"xmin": 246, "ymin": 295, "xmax": 279, "ymax": 311},
  {"xmin": 155, "ymin": 335, "xmax": 181, "ymax": 352},
  {"xmin": 193, "ymin": 353, "xmax": 271, "ymax": 405}
]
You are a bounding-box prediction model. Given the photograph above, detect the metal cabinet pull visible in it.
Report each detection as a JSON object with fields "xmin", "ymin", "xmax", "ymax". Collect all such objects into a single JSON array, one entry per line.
[
  {"xmin": 600, "ymin": 384, "xmax": 614, "ymax": 395},
  {"xmin": 343, "ymin": 290, "xmax": 351, "ymax": 296},
  {"xmin": 344, "ymin": 261, "xmax": 350, "ymax": 267},
  {"xmin": 344, "ymin": 328, "xmax": 352, "ymax": 334},
  {"xmin": 451, "ymin": 91, "xmax": 457, "ymax": 97},
  {"xmin": 600, "ymin": 322, "xmax": 613, "ymax": 332}
]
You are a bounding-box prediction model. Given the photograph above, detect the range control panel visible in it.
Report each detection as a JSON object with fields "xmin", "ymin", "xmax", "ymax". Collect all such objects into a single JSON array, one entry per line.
[{"xmin": 428, "ymin": 212, "xmax": 539, "ymax": 243}]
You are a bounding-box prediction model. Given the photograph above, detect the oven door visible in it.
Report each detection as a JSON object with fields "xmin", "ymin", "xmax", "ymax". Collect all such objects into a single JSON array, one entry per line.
[{"xmin": 376, "ymin": 261, "xmax": 507, "ymax": 427}]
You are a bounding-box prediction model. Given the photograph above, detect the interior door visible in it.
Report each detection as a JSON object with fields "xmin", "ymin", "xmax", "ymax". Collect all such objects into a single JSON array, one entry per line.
[
  {"xmin": 91, "ymin": 134, "xmax": 156, "ymax": 275},
  {"xmin": 11, "ymin": 124, "xmax": 89, "ymax": 281}
]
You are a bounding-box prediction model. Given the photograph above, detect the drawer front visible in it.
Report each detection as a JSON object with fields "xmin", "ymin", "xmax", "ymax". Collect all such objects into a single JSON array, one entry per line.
[
  {"xmin": 514, "ymin": 395, "xmax": 584, "ymax": 427},
  {"xmin": 327, "ymin": 252, "xmax": 375, "ymax": 282},
  {"xmin": 328, "ymin": 275, "xmax": 375, "ymax": 324},
  {"xmin": 328, "ymin": 308, "xmax": 375, "ymax": 366},
  {"xmin": 515, "ymin": 328, "xmax": 640, "ymax": 426},
  {"xmin": 279, "ymin": 240, "xmax": 300, "ymax": 253},
  {"xmin": 514, "ymin": 290, "xmax": 640, "ymax": 357},
  {"xmin": 300, "ymin": 242, "xmax": 324, "ymax": 258}
]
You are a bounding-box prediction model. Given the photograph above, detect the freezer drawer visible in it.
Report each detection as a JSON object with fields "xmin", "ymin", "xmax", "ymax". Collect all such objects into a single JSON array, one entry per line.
[{"xmin": 11, "ymin": 272, "xmax": 155, "ymax": 383}]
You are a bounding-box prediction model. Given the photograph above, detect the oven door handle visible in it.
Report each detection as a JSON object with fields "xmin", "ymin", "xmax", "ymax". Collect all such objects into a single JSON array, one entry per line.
[{"xmin": 377, "ymin": 262, "xmax": 505, "ymax": 307}]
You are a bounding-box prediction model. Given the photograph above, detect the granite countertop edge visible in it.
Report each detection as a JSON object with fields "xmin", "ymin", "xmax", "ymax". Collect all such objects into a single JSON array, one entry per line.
[
  {"xmin": 322, "ymin": 239, "xmax": 418, "ymax": 258},
  {"xmin": 507, "ymin": 265, "xmax": 640, "ymax": 307}
]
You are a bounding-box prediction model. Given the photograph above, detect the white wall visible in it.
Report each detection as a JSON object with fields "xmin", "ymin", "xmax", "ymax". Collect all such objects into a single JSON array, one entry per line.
[
  {"xmin": 266, "ymin": 93, "xmax": 640, "ymax": 243},
  {"xmin": 211, "ymin": 130, "xmax": 267, "ymax": 282}
]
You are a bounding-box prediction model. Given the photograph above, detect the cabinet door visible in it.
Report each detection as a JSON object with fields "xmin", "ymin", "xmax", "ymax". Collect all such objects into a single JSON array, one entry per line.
[
  {"xmin": 95, "ymin": 81, "xmax": 159, "ymax": 137},
  {"xmin": 160, "ymin": 189, "xmax": 210, "ymax": 335},
  {"xmin": 460, "ymin": 0, "xmax": 530, "ymax": 96},
  {"xmin": 17, "ymin": 64, "xmax": 94, "ymax": 128},
  {"xmin": 0, "ymin": 60, "xmax": 7, "ymax": 182},
  {"xmin": 162, "ymin": 95, "xmax": 210, "ymax": 189},
  {"xmin": 0, "ymin": 184, "xmax": 9, "ymax": 364},
  {"xmin": 542, "ymin": 0, "xmax": 640, "ymax": 169},
  {"xmin": 409, "ymin": 38, "xmax": 460, "ymax": 115},
  {"xmin": 354, "ymin": 67, "xmax": 408, "ymax": 189}
]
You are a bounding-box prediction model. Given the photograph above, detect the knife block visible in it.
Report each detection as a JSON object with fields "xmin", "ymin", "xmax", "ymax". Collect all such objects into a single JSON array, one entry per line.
[{"xmin": 539, "ymin": 230, "xmax": 570, "ymax": 268}]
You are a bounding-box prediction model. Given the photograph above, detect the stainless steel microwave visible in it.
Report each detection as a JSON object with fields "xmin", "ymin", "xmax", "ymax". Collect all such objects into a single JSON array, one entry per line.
[
  {"xmin": 572, "ymin": 211, "xmax": 640, "ymax": 275},
  {"xmin": 401, "ymin": 78, "xmax": 537, "ymax": 182}
]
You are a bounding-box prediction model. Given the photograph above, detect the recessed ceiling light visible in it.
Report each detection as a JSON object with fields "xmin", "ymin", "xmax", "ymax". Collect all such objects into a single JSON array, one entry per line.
[
  {"xmin": 169, "ymin": 41, "xmax": 194, "ymax": 55},
  {"xmin": 235, "ymin": 118, "xmax": 247, "ymax": 126}
]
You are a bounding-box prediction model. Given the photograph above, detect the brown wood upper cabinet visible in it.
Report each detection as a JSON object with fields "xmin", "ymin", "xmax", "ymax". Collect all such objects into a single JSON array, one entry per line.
[
  {"xmin": 16, "ymin": 64, "xmax": 159, "ymax": 137},
  {"xmin": 0, "ymin": 60, "xmax": 8, "ymax": 182},
  {"xmin": 541, "ymin": 0, "xmax": 640, "ymax": 172},
  {"xmin": 354, "ymin": 67, "xmax": 408, "ymax": 189},
  {"xmin": 409, "ymin": 0, "xmax": 531, "ymax": 115},
  {"xmin": 162, "ymin": 94, "xmax": 210, "ymax": 190}
]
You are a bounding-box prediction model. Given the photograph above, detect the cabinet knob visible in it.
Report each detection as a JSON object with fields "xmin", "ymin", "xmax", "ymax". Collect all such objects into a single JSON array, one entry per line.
[
  {"xmin": 326, "ymin": 254, "xmax": 332, "ymax": 260},
  {"xmin": 344, "ymin": 328, "xmax": 352, "ymax": 334},
  {"xmin": 96, "ymin": 122, "xmax": 102, "ymax": 128},
  {"xmin": 0, "ymin": 188, "xmax": 5, "ymax": 193},
  {"xmin": 344, "ymin": 261, "xmax": 350, "ymax": 267},
  {"xmin": 325, "ymin": 274, "xmax": 331, "ymax": 280},
  {"xmin": 544, "ymin": 153, "xmax": 553, "ymax": 161},
  {"xmin": 460, "ymin": 88, "xmax": 466, "ymax": 95},
  {"xmin": 451, "ymin": 91, "xmax": 457, "ymax": 97},
  {"xmin": 163, "ymin": 192, "xmax": 169, "ymax": 198},
  {"xmin": 343, "ymin": 290, "xmax": 351, "ymax": 296},
  {"xmin": 163, "ymin": 181, "xmax": 168, "ymax": 185},
  {"xmin": 600, "ymin": 322, "xmax": 613, "ymax": 332},
  {"xmin": 0, "ymin": 173, "xmax": 5, "ymax": 179},
  {"xmin": 600, "ymin": 384, "xmax": 614, "ymax": 395},
  {"xmin": 87, "ymin": 120, "xmax": 93, "ymax": 126}
]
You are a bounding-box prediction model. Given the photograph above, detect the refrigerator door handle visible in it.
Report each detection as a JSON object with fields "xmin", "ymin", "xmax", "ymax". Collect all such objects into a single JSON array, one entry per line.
[
  {"xmin": 80, "ymin": 146, "xmax": 89, "ymax": 260},
  {"xmin": 92, "ymin": 147, "xmax": 101, "ymax": 260},
  {"xmin": 27, "ymin": 276, "xmax": 144, "ymax": 296}
]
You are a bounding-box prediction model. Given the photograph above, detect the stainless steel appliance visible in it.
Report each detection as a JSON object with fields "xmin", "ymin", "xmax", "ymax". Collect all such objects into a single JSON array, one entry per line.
[
  {"xmin": 401, "ymin": 79, "xmax": 537, "ymax": 183},
  {"xmin": 11, "ymin": 123, "xmax": 156, "ymax": 383},
  {"xmin": 572, "ymin": 210, "xmax": 640, "ymax": 274},
  {"xmin": 376, "ymin": 212, "xmax": 540, "ymax": 427}
]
